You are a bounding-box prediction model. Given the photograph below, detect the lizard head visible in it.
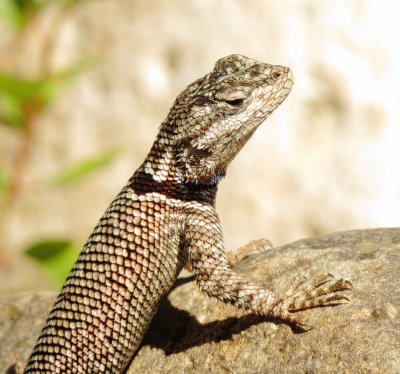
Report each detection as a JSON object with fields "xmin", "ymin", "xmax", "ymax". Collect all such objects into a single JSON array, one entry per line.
[{"xmin": 154, "ymin": 54, "xmax": 293, "ymax": 185}]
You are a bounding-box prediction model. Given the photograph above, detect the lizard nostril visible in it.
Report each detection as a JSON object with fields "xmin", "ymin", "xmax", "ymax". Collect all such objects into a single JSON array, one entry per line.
[{"xmin": 272, "ymin": 71, "xmax": 282, "ymax": 80}]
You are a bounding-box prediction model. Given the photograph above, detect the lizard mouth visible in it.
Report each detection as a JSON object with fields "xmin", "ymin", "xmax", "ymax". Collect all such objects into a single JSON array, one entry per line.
[
  {"xmin": 177, "ymin": 138, "xmax": 213, "ymax": 162},
  {"xmin": 186, "ymin": 143, "xmax": 213, "ymax": 160}
]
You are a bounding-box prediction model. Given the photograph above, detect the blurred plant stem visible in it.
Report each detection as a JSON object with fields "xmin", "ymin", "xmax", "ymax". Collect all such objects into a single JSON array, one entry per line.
[
  {"xmin": 1, "ymin": 2, "xmax": 66, "ymax": 206},
  {"xmin": 4, "ymin": 97, "xmax": 34, "ymax": 208},
  {"xmin": 0, "ymin": 1, "xmax": 118, "ymax": 289},
  {"xmin": 0, "ymin": 2, "xmax": 63, "ymax": 254}
]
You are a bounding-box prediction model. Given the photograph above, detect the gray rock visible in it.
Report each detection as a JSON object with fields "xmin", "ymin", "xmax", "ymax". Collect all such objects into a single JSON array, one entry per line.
[
  {"xmin": 2, "ymin": 228, "xmax": 399, "ymax": 373},
  {"xmin": 0, "ymin": 292, "xmax": 56, "ymax": 374}
]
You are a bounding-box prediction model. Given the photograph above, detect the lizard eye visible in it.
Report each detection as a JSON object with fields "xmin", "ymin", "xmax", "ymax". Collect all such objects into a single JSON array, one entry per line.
[
  {"xmin": 224, "ymin": 98, "xmax": 245, "ymax": 107},
  {"xmin": 215, "ymin": 86, "xmax": 251, "ymax": 109}
]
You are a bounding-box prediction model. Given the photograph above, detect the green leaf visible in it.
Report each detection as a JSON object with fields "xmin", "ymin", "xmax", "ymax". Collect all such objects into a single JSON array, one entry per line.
[
  {"xmin": 0, "ymin": 167, "xmax": 9, "ymax": 199},
  {"xmin": 0, "ymin": 71, "xmax": 52, "ymax": 128},
  {"xmin": 0, "ymin": 60, "xmax": 92, "ymax": 105},
  {"xmin": 0, "ymin": 71, "xmax": 42, "ymax": 101},
  {"xmin": 0, "ymin": 0, "xmax": 52, "ymax": 29},
  {"xmin": 0, "ymin": 90, "xmax": 25, "ymax": 128},
  {"xmin": 52, "ymin": 148, "xmax": 121, "ymax": 186},
  {"xmin": 65, "ymin": 0, "xmax": 93, "ymax": 8},
  {"xmin": 0, "ymin": 0, "xmax": 24, "ymax": 28},
  {"xmin": 24, "ymin": 239, "xmax": 80, "ymax": 289},
  {"xmin": 0, "ymin": 59, "xmax": 93, "ymax": 129},
  {"xmin": 38, "ymin": 58, "xmax": 94, "ymax": 105}
]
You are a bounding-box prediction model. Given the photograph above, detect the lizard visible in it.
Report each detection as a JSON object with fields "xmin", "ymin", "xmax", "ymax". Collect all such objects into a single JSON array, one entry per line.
[{"xmin": 24, "ymin": 54, "xmax": 352, "ymax": 373}]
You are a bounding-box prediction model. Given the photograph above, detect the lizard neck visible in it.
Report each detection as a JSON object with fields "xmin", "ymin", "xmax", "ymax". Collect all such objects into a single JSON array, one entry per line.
[{"xmin": 134, "ymin": 137, "xmax": 220, "ymax": 205}]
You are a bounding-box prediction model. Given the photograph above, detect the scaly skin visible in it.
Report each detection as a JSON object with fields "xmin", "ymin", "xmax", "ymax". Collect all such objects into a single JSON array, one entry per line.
[{"xmin": 24, "ymin": 55, "xmax": 351, "ymax": 373}]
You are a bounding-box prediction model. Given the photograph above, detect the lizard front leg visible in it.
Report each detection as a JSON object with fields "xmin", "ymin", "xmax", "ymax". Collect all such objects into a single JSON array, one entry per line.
[{"xmin": 185, "ymin": 206, "xmax": 352, "ymax": 330}]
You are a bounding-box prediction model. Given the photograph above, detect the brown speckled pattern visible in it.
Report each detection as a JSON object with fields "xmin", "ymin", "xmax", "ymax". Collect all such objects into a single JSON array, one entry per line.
[{"xmin": 24, "ymin": 55, "xmax": 351, "ymax": 373}]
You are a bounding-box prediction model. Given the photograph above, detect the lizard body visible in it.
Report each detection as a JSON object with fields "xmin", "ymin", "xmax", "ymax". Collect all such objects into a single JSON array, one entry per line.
[{"xmin": 24, "ymin": 55, "xmax": 351, "ymax": 373}]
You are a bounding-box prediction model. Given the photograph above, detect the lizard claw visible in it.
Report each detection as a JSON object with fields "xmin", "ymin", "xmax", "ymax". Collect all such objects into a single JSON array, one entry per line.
[{"xmin": 271, "ymin": 273, "xmax": 352, "ymax": 329}]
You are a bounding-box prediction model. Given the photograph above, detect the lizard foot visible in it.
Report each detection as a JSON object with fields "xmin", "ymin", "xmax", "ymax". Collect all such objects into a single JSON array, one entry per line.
[
  {"xmin": 270, "ymin": 273, "xmax": 352, "ymax": 330},
  {"xmin": 227, "ymin": 238, "xmax": 273, "ymax": 266}
]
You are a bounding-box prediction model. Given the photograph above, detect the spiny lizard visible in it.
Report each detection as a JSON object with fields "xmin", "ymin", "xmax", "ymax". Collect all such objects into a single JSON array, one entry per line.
[{"xmin": 24, "ymin": 54, "xmax": 352, "ymax": 373}]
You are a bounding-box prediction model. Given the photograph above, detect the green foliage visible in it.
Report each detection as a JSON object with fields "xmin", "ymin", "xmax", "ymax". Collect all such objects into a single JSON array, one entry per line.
[
  {"xmin": 0, "ymin": 0, "xmax": 51, "ymax": 29},
  {"xmin": 0, "ymin": 0, "xmax": 113, "ymax": 290},
  {"xmin": 24, "ymin": 239, "xmax": 80, "ymax": 289},
  {"xmin": 0, "ymin": 167, "xmax": 8, "ymax": 199},
  {"xmin": 0, "ymin": 0, "xmax": 91, "ymax": 29},
  {"xmin": 0, "ymin": 60, "xmax": 92, "ymax": 129},
  {"xmin": 52, "ymin": 148, "xmax": 121, "ymax": 186}
]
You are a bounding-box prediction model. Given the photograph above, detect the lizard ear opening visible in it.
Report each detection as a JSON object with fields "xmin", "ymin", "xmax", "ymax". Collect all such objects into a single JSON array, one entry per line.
[{"xmin": 193, "ymin": 96, "xmax": 210, "ymax": 107}]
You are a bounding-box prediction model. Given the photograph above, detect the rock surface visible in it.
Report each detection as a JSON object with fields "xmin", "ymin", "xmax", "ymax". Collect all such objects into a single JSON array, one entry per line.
[{"xmin": 2, "ymin": 228, "xmax": 399, "ymax": 373}]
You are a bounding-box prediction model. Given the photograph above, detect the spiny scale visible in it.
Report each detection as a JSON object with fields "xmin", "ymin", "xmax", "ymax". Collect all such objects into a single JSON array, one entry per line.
[{"xmin": 24, "ymin": 55, "xmax": 351, "ymax": 373}]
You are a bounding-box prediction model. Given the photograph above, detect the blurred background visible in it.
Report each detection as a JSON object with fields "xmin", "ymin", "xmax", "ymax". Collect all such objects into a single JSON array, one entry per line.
[{"xmin": 0, "ymin": 0, "xmax": 399, "ymax": 293}]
